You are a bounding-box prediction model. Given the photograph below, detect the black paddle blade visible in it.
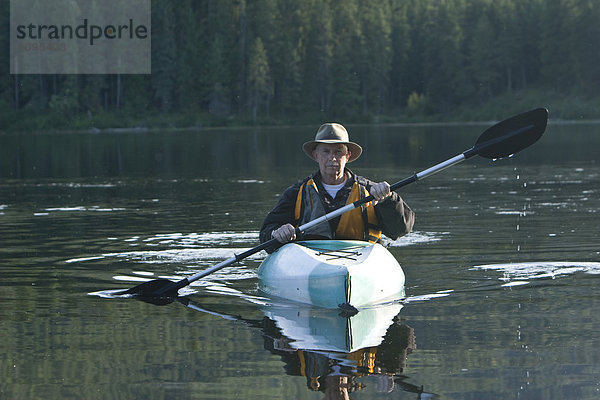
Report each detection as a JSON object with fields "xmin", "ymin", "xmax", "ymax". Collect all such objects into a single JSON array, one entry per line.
[
  {"xmin": 471, "ymin": 108, "xmax": 548, "ymax": 160},
  {"xmin": 120, "ymin": 278, "xmax": 178, "ymax": 297}
]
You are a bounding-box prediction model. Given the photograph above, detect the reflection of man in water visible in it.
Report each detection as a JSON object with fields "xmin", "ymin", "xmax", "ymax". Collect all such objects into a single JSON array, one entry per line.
[
  {"xmin": 301, "ymin": 357, "xmax": 362, "ymax": 396},
  {"xmin": 301, "ymin": 349, "xmax": 390, "ymax": 398},
  {"xmin": 322, "ymin": 374, "xmax": 355, "ymax": 400},
  {"xmin": 263, "ymin": 317, "xmax": 416, "ymax": 397},
  {"xmin": 305, "ymin": 359, "xmax": 399, "ymax": 399}
]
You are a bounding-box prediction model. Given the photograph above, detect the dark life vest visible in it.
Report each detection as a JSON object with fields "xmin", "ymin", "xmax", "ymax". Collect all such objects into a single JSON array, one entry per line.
[{"xmin": 293, "ymin": 178, "xmax": 382, "ymax": 243}]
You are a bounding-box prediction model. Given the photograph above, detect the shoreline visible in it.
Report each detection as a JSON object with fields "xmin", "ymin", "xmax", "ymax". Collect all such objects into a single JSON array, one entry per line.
[{"xmin": 2, "ymin": 116, "xmax": 600, "ymax": 136}]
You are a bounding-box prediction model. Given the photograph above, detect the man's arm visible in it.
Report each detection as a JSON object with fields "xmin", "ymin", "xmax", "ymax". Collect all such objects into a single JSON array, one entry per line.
[
  {"xmin": 363, "ymin": 178, "xmax": 415, "ymax": 240},
  {"xmin": 374, "ymin": 191, "xmax": 415, "ymax": 240},
  {"xmin": 259, "ymin": 182, "xmax": 302, "ymax": 245}
]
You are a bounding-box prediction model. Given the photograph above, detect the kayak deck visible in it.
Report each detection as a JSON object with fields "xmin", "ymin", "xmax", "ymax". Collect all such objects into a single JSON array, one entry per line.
[{"xmin": 258, "ymin": 240, "xmax": 405, "ymax": 309}]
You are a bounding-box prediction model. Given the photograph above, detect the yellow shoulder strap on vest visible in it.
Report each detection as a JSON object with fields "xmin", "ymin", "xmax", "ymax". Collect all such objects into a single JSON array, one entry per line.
[
  {"xmin": 336, "ymin": 181, "xmax": 382, "ymax": 242},
  {"xmin": 336, "ymin": 182, "xmax": 366, "ymax": 240},
  {"xmin": 365, "ymin": 193, "xmax": 382, "ymax": 242},
  {"xmin": 294, "ymin": 178, "xmax": 333, "ymax": 239},
  {"xmin": 294, "ymin": 183, "xmax": 305, "ymax": 221},
  {"xmin": 294, "ymin": 179, "xmax": 317, "ymax": 221}
]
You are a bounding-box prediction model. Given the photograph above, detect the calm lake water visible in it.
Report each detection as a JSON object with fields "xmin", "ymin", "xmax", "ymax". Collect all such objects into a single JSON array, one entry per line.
[{"xmin": 1, "ymin": 120, "xmax": 599, "ymax": 399}]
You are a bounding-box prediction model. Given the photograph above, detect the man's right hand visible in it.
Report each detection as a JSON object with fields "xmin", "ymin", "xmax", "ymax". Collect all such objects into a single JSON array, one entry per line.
[{"xmin": 272, "ymin": 223, "xmax": 296, "ymax": 243}]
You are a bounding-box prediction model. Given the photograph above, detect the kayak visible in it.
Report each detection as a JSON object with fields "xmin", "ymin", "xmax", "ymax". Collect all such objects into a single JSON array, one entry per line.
[{"xmin": 257, "ymin": 240, "xmax": 405, "ymax": 309}]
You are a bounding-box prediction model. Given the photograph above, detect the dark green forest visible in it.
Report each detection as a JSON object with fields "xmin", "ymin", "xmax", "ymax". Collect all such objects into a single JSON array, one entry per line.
[{"xmin": 2, "ymin": 0, "xmax": 600, "ymax": 131}]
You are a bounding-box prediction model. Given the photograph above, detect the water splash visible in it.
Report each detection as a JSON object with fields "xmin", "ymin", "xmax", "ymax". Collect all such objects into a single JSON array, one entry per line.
[
  {"xmin": 387, "ymin": 231, "xmax": 449, "ymax": 247},
  {"xmin": 404, "ymin": 290, "xmax": 454, "ymax": 303}
]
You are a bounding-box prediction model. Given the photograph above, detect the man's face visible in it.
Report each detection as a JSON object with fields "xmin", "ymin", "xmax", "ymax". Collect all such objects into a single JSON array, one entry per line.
[{"xmin": 312, "ymin": 143, "xmax": 351, "ymax": 178}]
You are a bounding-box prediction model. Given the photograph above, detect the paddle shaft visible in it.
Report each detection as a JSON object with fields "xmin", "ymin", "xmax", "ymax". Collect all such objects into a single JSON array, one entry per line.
[
  {"xmin": 297, "ymin": 124, "xmax": 533, "ymax": 234},
  {"xmin": 168, "ymin": 124, "xmax": 535, "ymax": 293}
]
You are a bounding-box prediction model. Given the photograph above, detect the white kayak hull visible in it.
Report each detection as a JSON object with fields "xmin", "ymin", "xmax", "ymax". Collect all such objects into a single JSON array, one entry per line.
[{"xmin": 257, "ymin": 240, "xmax": 405, "ymax": 309}]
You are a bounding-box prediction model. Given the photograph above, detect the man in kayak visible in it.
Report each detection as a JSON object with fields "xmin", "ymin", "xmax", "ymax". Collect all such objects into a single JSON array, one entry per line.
[{"xmin": 260, "ymin": 123, "xmax": 414, "ymax": 250}]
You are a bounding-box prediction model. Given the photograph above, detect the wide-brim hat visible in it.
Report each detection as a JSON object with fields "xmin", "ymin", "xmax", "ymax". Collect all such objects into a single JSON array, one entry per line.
[{"xmin": 302, "ymin": 123, "xmax": 362, "ymax": 162}]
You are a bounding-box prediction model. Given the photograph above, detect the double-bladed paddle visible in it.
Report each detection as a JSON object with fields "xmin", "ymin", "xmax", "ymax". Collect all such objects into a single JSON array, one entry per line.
[{"xmin": 119, "ymin": 108, "xmax": 548, "ymax": 299}]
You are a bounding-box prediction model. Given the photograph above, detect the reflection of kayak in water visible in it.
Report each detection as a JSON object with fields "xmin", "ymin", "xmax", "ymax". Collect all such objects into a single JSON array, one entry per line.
[
  {"xmin": 257, "ymin": 240, "xmax": 406, "ymax": 309},
  {"xmin": 260, "ymin": 301, "xmax": 403, "ymax": 353},
  {"xmin": 179, "ymin": 297, "xmax": 436, "ymax": 397},
  {"xmin": 259, "ymin": 302, "xmax": 414, "ymax": 373}
]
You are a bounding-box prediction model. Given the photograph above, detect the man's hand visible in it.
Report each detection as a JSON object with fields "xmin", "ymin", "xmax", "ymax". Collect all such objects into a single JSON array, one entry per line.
[
  {"xmin": 370, "ymin": 181, "xmax": 391, "ymax": 204},
  {"xmin": 272, "ymin": 223, "xmax": 296, "ymax": 243}
]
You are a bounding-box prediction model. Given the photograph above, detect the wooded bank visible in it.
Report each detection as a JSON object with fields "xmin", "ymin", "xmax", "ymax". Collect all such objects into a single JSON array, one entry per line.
[{"xmin": 1, "ymin": 0, "xmax": 599, "ymax": 131}]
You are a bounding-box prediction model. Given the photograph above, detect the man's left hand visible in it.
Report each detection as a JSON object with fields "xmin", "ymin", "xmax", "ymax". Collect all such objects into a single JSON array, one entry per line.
[{"xmin": 370, "ymin": 181, "xmax": 391, "ymax": 203}]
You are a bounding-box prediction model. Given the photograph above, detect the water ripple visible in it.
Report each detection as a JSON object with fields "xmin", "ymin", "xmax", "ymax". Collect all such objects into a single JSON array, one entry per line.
[
  {"xmin": 471, "ymin": 261, "xmax": 600, "ymax": 286},
  {"xmin": 66, "ymin": 247, "xmax": 265, "ymax": 265},
  {"xmin": 141, "ymin": 231, "xmax": 259, "ymax": 246}
]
